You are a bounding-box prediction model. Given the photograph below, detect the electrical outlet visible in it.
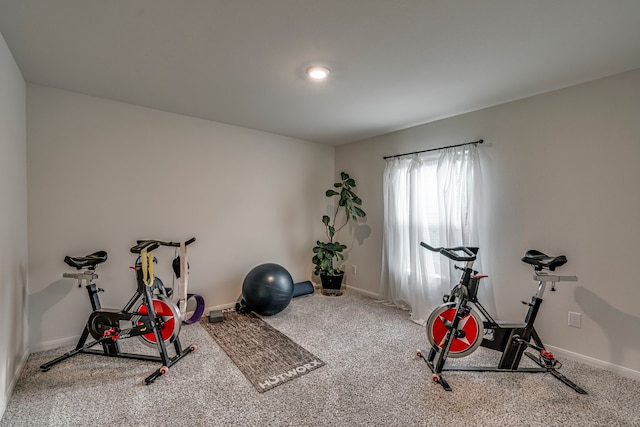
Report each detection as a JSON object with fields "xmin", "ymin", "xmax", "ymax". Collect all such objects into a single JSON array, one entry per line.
[
  {"xmin": 351, "ymin": 265, "xmax": 357, "ymax": 275},
  {"xmin": 568, "ymin": 311, "xmax": 582, "ymax": 328}
]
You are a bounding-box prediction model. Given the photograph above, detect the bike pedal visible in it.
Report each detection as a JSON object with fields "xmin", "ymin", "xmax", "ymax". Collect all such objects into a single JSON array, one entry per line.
[
  {"xmin": 539, "ymin": 350, "xmax": 557, "ymax": 367},
  {"xmin": 540, "ymin": 350, "xmax": 555, "ymax": 360}
]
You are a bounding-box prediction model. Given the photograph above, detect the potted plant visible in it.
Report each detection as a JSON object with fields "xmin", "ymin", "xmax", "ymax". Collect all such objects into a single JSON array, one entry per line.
[{"xmin": 312, "ymin": 172, "xmax": 366, "ymax": 295}]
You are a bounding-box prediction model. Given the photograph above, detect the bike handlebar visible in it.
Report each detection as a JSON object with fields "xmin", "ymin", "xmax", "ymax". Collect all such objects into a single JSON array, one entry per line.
[
  {"xmin": 130, "ymin": 241, "xmax": 159, "ymax": 253},
  {"xmin": 420, "ymin": 242, "xmax": 478, "ymax": 262},
  {"xmin": 130, "ymin": 237, "xmax": 196, "ymax": 254}
]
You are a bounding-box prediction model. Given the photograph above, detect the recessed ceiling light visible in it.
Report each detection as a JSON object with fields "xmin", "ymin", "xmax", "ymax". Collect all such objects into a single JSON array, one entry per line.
[{"xmin": 306, "ymin": 66, "xmax": 330, "ymax": 80}]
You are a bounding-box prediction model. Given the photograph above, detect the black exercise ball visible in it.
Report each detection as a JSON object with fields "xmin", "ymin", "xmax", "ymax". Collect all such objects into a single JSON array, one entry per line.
[{"xmin": 242, "ymin": 263, "xmax": 294, "ymax": 316}]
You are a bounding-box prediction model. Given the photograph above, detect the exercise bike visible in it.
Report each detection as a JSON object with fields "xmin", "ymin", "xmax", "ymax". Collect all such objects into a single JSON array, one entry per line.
[
  {"xmin": 416, "ymin": 242, "xmax": 586, "ymax": 394},
  {"xmin": 40, "ymin": 238, "xmax": 198, "ymax": 384}
]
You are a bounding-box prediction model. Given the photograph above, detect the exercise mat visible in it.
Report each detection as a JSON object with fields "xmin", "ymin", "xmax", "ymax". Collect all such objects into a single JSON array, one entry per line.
[{"xmin": 200, "ymin": 311, "xmax": 324, "ymax": 392}]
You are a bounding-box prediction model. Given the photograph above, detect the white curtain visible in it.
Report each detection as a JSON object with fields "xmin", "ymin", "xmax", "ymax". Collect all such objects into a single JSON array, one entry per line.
[{"xmin": 380, "ymin": 144, "xmax": 492, "ymax": 324}]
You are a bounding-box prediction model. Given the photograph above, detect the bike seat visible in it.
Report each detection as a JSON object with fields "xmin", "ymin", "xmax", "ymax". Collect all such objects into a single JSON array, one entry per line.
[
  {"xmin": 521, "ymin": 250, "xmax": 567, "ymax": 271},
  {"xmin": 64, "ymin": 251, "xmax": 108, "ymax": 270}
]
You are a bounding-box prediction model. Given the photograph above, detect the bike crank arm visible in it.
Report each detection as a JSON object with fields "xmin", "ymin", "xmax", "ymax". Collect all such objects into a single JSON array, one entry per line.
[
  {"xmin": 524, "ymin": 352, "xmax": 587, "ymax": 394},
  {"xmin": 115, "ymin": 320, "xmax": 159, "ymax": 339}
]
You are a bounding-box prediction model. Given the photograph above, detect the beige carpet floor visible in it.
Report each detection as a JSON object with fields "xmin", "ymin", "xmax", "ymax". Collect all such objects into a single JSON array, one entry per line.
[{"xmin": 2, "ymin": 290, "xmax": 639, "ymax": 426}]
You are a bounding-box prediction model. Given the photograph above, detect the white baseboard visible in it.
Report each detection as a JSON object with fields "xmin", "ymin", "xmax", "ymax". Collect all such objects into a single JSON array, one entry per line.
[
  {"xmin": 31, "ymin": 303, "xmax": 236, "ymax": 352},
  {"xmin": 546, "ymin": 344, "xmax": 640, "ymax": 382},
  {"xmin": 27, "ymin": 295, "xmax": 640, "ymax": 384},
  {"xmin": 33, "ymin": 304, "xmax": 241, "ymax": 352},
  {"xmin": 345, "ymin": 285, "xmax": 640, "ymax": 382},
  {"xmin": 1, "ymin": 350, "xmax": 29, "ymax": 420},
  {"xmin": 10, "ymin": 351, "xmax": 29, "ymax": 390},
  {"xmin": 206, "ymin": 302, "xmax": 237, "ymax": 312},
  {"xmin": 31, "ymin": 335, "xmax": 79, "ymax": 353},
  {"xmin": 345, "ymin": 285, "xmax": 382, "ymax": 299}
]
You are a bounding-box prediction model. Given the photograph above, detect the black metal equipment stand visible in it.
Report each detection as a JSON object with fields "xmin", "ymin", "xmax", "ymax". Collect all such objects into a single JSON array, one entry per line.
[
  {"xmin": 40, "ymin": 242, "xmax": 197, "ymax": 384},
  {"xmin": 416, "ymin": 243, "xmax": 587, "ymax": 394}
]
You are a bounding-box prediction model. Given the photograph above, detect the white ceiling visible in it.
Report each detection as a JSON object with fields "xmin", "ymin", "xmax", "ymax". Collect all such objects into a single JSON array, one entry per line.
[{"xmin": 1, "ymin": 1, "xmax": 639, "ymax": 145}]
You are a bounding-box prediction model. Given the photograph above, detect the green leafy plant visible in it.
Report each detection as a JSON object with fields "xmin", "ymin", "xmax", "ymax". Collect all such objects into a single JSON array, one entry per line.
[{"xmin": 312, "ymin": 172, "xmax": 366, "ymax": 276}]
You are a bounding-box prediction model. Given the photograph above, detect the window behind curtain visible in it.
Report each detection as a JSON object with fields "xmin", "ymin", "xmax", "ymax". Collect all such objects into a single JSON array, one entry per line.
[{"xmin": 380, "ymin": 144, "xmax": 491, "ymax": 324}]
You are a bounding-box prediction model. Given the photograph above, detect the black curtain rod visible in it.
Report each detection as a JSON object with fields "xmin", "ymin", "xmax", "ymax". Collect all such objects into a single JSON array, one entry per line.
[{"xmin": 383, "ymin": 139, "xmax": 484, "ymax": 160}]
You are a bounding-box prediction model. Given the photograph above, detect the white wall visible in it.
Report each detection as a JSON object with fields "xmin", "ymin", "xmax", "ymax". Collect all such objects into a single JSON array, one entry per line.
[
  {"xmin": 0, "ymin": 32, "xmax": 28, "ymax": 418},
  {"xmin": 337, "ymin": 69, "xmax": 640, "ymax": 376},
  {"xmin": 27, "ymin": 85, "xmax": 334, "ymax": 350}
]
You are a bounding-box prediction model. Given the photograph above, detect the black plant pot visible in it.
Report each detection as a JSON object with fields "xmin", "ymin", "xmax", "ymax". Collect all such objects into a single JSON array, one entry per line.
[{"xmin": 320, "ymin": 272, "xmax": 344, "ymax": 296}]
